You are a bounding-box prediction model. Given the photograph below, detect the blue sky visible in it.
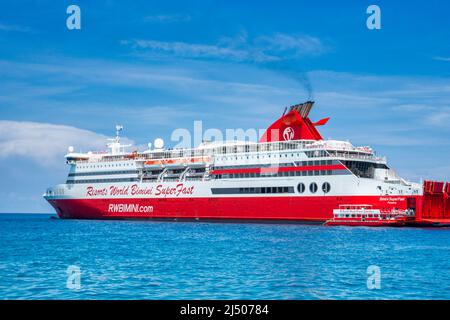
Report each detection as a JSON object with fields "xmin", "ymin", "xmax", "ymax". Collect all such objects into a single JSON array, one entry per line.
[{"xmin": 0, "ymin": 0, "xmax": 449, "ymax": 213}]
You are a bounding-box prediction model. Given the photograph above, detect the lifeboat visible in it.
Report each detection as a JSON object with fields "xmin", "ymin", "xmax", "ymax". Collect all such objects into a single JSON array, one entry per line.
[
  {"xmin": 144, "ymin": 156, "xmax": 211, "ymax": 168},
  {"xmin": 124, "ymin": 151, "xmax": 139, "ymax": 159}
]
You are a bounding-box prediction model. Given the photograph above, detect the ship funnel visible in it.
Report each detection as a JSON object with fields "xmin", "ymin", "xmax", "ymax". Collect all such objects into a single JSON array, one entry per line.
[
  {"xmin": 259, "ymin": 100, "xmax": 327, "ymax": 143},
  {"xmin": 288, "ymin": 101, "xmax": 314, "ymax": 118}
]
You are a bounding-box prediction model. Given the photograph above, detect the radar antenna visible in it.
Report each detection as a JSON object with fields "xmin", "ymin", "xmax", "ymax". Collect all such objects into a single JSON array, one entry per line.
[{"xmin": 115, "ymin": 125, "xmax": 123, "ymax": 142}]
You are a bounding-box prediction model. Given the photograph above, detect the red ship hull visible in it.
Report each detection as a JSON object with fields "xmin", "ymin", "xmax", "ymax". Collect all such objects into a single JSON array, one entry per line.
[{"xmin": 48, "ymin": 195, "xmax": 416, "ymax": 222}]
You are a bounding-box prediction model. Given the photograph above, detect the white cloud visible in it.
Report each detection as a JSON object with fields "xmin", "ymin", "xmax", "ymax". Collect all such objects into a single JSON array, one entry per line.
[
  {"xmin": 0, "ymin": 58, "xmax": 299, "ymax": 113},
  {"xmin": 433, "ymin": 56, "xmax": 450, "ymax": 62},
  {"xmin": 309, "ymin": 70, "xmax": 450, "ymax": 106},
  {"xmin": 122, "ymin": 32, "xmax": 327, "ymax": 62},
  {"xmin": 143, "ymin": 14, "xmax": 191, "ymax": 23},
  {"xmin": 392, "ymin": 104, "xmax": 434, "ymax": 112},
  {"xmin": 0, "ymin": 121, "xmax": 133, "ymax": 165},
  {"xmin": 125, "ymin": 39, "xmax": 250, "ymax": 61},
  {"xmin": 425, "ymin": 108, "xmax": 450, "ymax": 127},
  {"xmin": 256, "ymin": 33, "xmax": 327, "ymax": 57},
  {"xmin": 0, "ymin": 23, "xmax": 31, "ymax": 33}
]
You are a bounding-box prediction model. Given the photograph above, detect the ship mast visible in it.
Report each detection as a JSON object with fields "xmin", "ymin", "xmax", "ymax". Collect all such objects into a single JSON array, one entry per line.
[{"xmin": 107, "ymin": 125, "xmax": 131, "ymax": 155}]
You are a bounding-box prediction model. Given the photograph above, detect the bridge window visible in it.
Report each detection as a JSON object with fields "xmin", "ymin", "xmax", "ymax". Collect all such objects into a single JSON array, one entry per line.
[{"xmin": 342, "ymin": 161, "xmax": 388, "ymax": 178}]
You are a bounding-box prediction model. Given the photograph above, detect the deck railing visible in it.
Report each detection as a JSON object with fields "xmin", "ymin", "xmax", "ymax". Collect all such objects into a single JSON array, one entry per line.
[{"xmin": 74, "ymin": 139, "xmax": 383, "ymax": 164}]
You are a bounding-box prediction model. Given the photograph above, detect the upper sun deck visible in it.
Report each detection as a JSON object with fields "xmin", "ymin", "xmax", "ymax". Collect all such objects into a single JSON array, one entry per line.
[{"xmin": 66, "ymin": 138, "xmax": 385, "ymax": 165}]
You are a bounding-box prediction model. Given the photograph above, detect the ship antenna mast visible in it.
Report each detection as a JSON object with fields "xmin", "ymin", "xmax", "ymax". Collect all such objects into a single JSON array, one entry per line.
[{"xmin": 115, "ymin": 124, "xmax": 123, "ymax": 143}]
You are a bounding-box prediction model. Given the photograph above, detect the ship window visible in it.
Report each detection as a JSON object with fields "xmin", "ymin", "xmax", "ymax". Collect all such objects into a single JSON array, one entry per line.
[
  {"xmin": 322, "ymin": 182, "xmax": 331, "ymax": 193},
  {"xmin": 310, "ymin": 183, "xmax": 318, "ymax": 193},
  {"xmin": 297, "ymin": 183, "xmax": 305, "ymax": 193}
]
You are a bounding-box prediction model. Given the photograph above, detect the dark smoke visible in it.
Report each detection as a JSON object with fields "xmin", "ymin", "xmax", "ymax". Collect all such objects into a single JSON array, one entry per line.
[{"xmin": 261, "ymin": 59, "xmax": 314, "ymax": 101}]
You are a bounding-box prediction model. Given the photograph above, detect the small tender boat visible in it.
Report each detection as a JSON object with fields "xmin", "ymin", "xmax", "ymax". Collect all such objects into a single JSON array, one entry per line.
[{"xmin": 324, "ymin": 204, "xmax": 413, "ymax": 227}]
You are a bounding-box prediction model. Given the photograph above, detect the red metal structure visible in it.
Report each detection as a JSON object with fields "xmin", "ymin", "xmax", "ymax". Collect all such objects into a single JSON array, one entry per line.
[
  {"xmin": 259, "ymin": 101, "xmax": 328, "ymax": 142},
  {"xmin": 414, "ymin": 181, "xmax": 450, "ymax": 226}
]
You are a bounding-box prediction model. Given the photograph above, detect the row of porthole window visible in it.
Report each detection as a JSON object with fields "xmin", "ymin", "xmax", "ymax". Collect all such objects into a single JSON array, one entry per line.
[
  {"xmin": 77, "ymin": 163, "xmax": 134, "ymax": 169},
  {"xmin": 66, "ymin": 178, "xmax": 137, "ymax": 184},
  {"xmin": 297, "ymin": 182, "xmax": 331, "ymax": 194},
  {"xmin": 68, "ymin": 170, "xmax": 137, "ymax": 177},
  {"xmin": 219, "ymin": 153, "xmax": 302, "ymax": 161}
]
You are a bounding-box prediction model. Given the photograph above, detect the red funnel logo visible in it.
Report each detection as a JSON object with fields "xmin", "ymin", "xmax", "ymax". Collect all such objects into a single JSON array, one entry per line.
[{"xmin": 283, "ymin": 127, "xmax": 294, "ymax": 141}]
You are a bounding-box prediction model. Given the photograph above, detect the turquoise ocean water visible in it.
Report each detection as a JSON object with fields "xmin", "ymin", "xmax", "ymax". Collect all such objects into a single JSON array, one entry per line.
[{"xmin": 0, "ymin": 213, "xmax": 449, "ymax": 299}]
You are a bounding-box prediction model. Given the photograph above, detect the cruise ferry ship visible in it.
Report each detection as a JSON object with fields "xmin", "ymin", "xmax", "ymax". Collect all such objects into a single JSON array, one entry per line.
[{"xmin": 44, "ymin": 101, "xmax": 450, "ymax": 225}]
